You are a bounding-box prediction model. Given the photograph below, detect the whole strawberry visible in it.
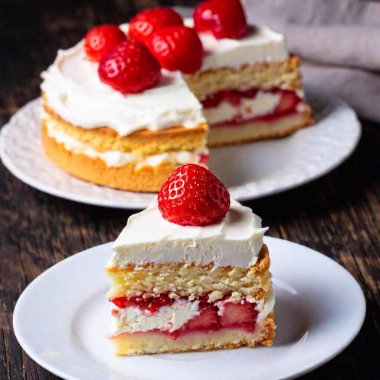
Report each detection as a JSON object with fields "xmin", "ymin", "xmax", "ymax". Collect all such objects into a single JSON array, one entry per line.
[
  {"xmin": 194, "ymin": 0, "xmax": 248, "ymax": 40},
  {"xmin": 98, "ymin": 40, "xmax": 161, "ymax": 94},
  {"xmin": 129, "ymin": 7, "xmax": 183, "ymax": 45},
  {"xmin": 158, "ymin": 164, "xmax": 230, "ymax": 226},
  {"xmin": 148, "ymin": 26, "xmax": 203, "ymax": 74},
  {"xmin": 84, "ymin": 24, "xmax": 127, "ymax": 61}
]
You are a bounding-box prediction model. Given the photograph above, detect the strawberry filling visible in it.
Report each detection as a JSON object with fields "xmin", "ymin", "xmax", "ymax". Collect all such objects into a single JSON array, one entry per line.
[
  {"xmin": 202, "ymin": 88, "xmax": 303, "ymax": 126},
  {"xmin": 199, "ymin": 152, "xmax": 210, "ymax": 165},
  {"xmin": 111, "ymin": 293, "xmax": 258, "ymax": 338},
  {"xmin": 112, "ymin": 294, "xmax": 175, "ymax": 313}
]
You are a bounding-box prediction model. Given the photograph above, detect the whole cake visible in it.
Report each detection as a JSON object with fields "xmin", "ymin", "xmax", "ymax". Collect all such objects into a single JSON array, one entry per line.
[
  {"xmin": 106, "ymin": 164, "xmax": 275, "ymax": 355},
  {"xmin": 41, "ymin": 0, "xmax": 312, "ymax": 192}
]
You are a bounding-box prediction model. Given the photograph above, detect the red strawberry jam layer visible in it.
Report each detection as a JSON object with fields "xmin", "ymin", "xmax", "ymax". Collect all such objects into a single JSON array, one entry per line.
[
  {"xmin": 199, "ymin": 152, "xmax": 209, "ymax": 165},
  {"xmin": 111, "ymin": 293, "xmax": 259, "ymax": 338},
  {"xmin": 202, "ymin": 88, "xmax": 303, "ymax": 126},
  {"xmin": 112, "ymin": 294, "xmax": 175, "ymax": 313}
]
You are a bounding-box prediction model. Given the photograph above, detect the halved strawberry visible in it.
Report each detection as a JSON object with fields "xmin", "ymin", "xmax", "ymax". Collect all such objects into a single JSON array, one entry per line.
[
  {"xmin": 111, "ymin": 296, "xmax": 127, "ymax": 308},
  {"xmin": 225, "ymin": 90, "xmax": 242, "ymax": 106},
  {"xmin": 199, "ymin": 152, "xmax": 209, "ymax": 165},
  {"xmin": 220, "ymin": 302, "xmax": 257, "ymax": 328},
  {"xmin": 275, "ymin": 90, "xmax": 300, "ymax": 115},
  {"xmin": 184, "ymin": 307, "xmax": 219, "ymax": 331}
]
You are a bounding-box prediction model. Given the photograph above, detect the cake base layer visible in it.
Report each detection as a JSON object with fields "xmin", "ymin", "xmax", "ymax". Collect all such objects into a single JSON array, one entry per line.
[
  {"xmin": 41, "ymin": 123, "xmax": 184, "ymax": 192},
  {"xmin": 207, "ymin": 111, "xmax": 313, "ymax": 147},
  {"xmin": 111, "ymin": 313, "xmax": 275, "ymax": 355}
]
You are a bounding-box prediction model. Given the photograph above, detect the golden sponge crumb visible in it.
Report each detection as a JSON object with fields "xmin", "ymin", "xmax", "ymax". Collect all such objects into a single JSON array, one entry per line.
[
  {"xmin": 107, "ymin": 246, "xmax": 271, "ymax": 300},
  {"xmin": 41, "ymin": 123, "xmax": 186, "ymax": 192},
  {"xmin": 207, "ymin": 110, "xmax": 313, "ymax": 147},
  {"xmin": 186, "ymin": 56, "xmax": 303, "ymax": 101}
]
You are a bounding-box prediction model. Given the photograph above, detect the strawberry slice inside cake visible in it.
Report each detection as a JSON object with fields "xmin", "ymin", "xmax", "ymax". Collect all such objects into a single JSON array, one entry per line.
[{"xmin": 105, "ymin": 164, "xmax": 275, "ymax": 355}]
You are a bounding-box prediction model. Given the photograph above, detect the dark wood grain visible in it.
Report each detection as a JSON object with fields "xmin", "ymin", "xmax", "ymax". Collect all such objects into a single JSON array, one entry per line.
[{"xmin": 0, "ymin": 1, "xmax": 379, "ymax": 379}]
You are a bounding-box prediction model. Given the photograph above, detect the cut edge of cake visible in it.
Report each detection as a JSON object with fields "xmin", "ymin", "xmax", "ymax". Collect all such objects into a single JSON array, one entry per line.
[{"xmin": 105, "ymin": 197, "xmax": 275, "ymax": 356}]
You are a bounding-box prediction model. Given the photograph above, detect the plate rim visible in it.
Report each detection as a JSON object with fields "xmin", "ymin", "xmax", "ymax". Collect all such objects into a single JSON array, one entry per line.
[
  {"xmin": 13, "ymin": 237, "xmax": 366, "ymax": 380},
  {"xmin": 0, "ymin": 87, "xmax": 361, "ymax": 209}
]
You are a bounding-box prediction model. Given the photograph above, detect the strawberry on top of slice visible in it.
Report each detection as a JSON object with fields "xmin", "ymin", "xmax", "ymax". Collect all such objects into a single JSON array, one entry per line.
[
  {"xmin": 129, "ymin": 7, "xmax": 183, "ymax": 45},
  {"xmin": 194, "ymin": 0, "xmax": 248, "ymax": 40},
  {"xmin": 158, "ymin": 164, "xmax": 231, "ymax": 226},
  {"xmin": 275, "ymin": 90, "xmax": 301, "ymax": 115}
]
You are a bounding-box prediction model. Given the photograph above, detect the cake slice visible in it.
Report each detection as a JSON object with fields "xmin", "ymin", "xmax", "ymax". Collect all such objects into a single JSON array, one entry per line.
[
  {"xmin": 106, "ymin": 164, "xmax": 275, "ymax": 355},
  {"xmin": 186, "ymin": 0, "xmax": 313, "ymax": 147}
]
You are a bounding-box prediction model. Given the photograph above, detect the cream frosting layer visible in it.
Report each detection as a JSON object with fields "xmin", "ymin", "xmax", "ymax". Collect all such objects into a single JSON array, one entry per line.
[
  {"xmin": 109, "ymin": 199, "xmax": 268, "ymax": 268},
  {"xmin": 45, "ymin": 118, "xmax": 207, "ymax": 168},
  {"xmin": 41, "ymin": 21, "xmax": 289, "ymax": 136},
  {"xmin": 204, "ymin": 91, "xmax": 281, "ymax": 125},
  {"xmin": 111, "ymin": 291, "xmax": 275, "ymax": 335},
  {"xmin": 196, "ymin": 24, "xmax": 289, "ymax": 71}
]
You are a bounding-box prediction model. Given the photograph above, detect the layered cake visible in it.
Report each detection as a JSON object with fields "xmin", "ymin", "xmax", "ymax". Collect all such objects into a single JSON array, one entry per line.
[
  {"xmin": 106, "ymin": 164, "xmax": 275, "ymax": 355},
  {"xmin": 41, "ymin": 0, "xmax": 312, "ymax": 192}
]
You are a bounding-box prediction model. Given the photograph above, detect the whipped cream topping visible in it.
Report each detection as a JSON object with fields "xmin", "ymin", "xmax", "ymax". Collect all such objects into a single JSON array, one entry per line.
[
  {"xmin": 109, "ymin": 199, "xmax": 268, "ymax": 268},
  {"xmin": 111, "ymin": 292, "xmax": 275, "ymax": 336},
  {"xmin": 41, "ymin": 41, "xmax": 205, "ymax": 136},
  {"xmin": 189, "ymin": 20, "xmax": 289, "ymax": 70},
  {"xmin": 204, "ymin": 91, "xmax": 281, "ymax": 125},
  {"xmin": 41, "ymin": 22, "xmax": 288, "ymax": 136},
  {"xmin": 45, "ymin": 118, "xmax": 207, "ymax": 168}
]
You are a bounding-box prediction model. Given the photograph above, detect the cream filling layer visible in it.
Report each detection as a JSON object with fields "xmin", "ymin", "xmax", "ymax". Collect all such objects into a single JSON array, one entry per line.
[
  {"xmin": 203, "ymin": 91, "xmax": 281, "ymax": 125},
  {"xmin": 112, "ymin": 299, "xmax": 200, "ymax": 334},
  {"xmin": 109, "ymin": 200, "xmax": 268, "ymax": 268},
  {"xmin": 111, "ymin": 291, "xmax": 275, "ymax": 335},
  {"xmin": 45, "ymin": 120, "xmax": 207, "ymax": 168}
]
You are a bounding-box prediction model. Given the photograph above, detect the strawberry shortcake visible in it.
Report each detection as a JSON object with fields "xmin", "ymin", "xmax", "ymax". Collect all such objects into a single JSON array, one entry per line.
[
  {"xmin": 41, "ymin": 0, "xmax": 312, "ymax": 192},
  {"xmin": 106, "ymin": 164, "xmax": 275, "ymax": 355}
]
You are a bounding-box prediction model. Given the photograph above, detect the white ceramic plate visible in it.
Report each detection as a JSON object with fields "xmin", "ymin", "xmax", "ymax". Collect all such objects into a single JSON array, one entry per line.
[
  {"xmin": 14, "ymin": 237, "xmax": 365, "ymax": 380},
  {"xmin": 0, "ymin": 86, "xmax": 360, "ymax": 208}
]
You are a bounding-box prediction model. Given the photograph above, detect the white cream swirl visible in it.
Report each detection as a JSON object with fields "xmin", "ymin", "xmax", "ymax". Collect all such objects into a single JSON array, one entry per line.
[
  {"xmin": 41, "ymin": 41, "xmax": 205, "ymax": 136},
  {"xmin": 109, "ymin": 199, "xmax": 268, "ymax": 268},
  {"xmin": 185, "ymin": 19, "xmax": 289, "ymax": 70}
]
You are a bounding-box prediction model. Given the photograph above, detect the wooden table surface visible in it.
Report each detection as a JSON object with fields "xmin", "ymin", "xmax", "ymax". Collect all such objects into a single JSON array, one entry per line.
[{"xmin": 1, "ymin": 1, "xmax": 379, "ymax": 379}]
